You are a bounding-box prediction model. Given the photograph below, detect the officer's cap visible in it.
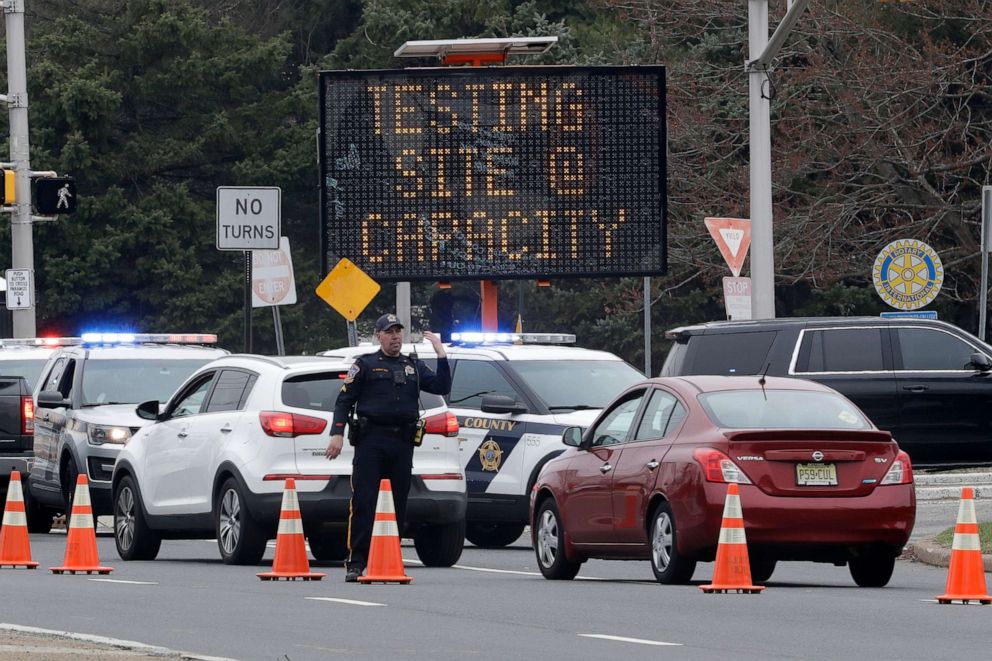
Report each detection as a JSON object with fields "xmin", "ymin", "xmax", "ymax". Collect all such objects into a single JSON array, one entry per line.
[{"xmin": 374, "ymin": 313, "xmax": 404, "ymax": 332}]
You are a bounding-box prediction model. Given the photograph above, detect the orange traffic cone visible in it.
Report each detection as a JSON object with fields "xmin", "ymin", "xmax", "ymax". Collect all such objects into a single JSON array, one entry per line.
[
  {"xmin": 358, "ymin": 479, "xmax": 412, "ymax": 584},
  {"xmin": 50, "ymin": 474, "xmax": 112, "ymax": 575},
  {"xmin": 700, "ymin": 483, "xmax": 764, "ymax": 594},
  {"xmin": 0, "ymin": 471, "xmax": 38, "ymax": 569},
  {"xmin": 258, "ymin": 479, "xmax": 326, "ymax": 581},
  {"xmin": 936, "ymin": 487, "xmax": 991, "ymax": 605}
]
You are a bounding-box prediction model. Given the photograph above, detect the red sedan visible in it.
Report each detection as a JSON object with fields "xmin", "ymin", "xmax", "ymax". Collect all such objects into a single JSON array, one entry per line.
[{"xmin": 530, "ymin": 375, "xmax": 915, "ymax": 586}]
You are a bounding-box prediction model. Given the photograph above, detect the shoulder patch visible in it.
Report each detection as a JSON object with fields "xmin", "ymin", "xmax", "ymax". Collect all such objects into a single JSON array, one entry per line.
[{"xmin": 343, "ymin": 363, "xmax": 360, "ymax": 384}]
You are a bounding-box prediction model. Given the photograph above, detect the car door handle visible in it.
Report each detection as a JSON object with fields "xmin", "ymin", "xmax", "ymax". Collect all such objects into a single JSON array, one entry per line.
[
  {"xmin": 177, "ymin": 431, "xmax": 188, "ymax": 438},
  {"xmin": 646, "ymin": 460, "xmax": 659, "ymax": 470},
  {"xmin": 219, "ymin": 425, "xmax": 233, "ymax": 433},
  {"xmin": 599, "ymin": 463, "xmax": 612, "ymax": 473},
  {"xmin": 902, "ymin": 385, "xmax": 928, "ymax": 393}
]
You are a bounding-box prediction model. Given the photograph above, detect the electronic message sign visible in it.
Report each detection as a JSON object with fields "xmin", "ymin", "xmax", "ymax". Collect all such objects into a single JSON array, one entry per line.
[{"xmin": 319, "ymin": 66, "xmax": 666, "ymax": 281}]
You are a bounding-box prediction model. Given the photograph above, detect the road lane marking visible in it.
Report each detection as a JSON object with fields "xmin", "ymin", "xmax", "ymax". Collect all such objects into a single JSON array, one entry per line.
[
  {"xmin": 404, "ymin": 557, "xmax": 609, "ymax": 580},
  {"xmin": 579, "ymin": 634, "xmax": 682, "ymax": 647},
  {"xmin": 88, "ymin": 579, "xmax": 158, "ymax": 585},
  {"xmin": 306, "ymin": 597, "xmax": 386, "ymax": 607}
]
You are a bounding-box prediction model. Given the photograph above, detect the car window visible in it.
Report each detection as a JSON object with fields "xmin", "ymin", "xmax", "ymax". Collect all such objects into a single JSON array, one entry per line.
[
  {"xmin": 896, "ymin": 328, "xmax": 980, "ymax": 371},
  {"xmin": 0, "ymin": 359, "xmax": 47, "ymax": 389},
  {"xmin": 509, "ymin": 360, "xmax": 643, "ymax": 410},
  {"xmin": 283, "ymin": 370, "xmax": 445, "ymax": 411},
  {"xmin": 41, "ymin": 358, "xmax": 66, "ymax": 393},
  {"xmin": 170, "ymin": 374, "xmax": 216, "ymax": 418},
  {"xmin": 686, "ymin": 332, "xmax": 777, "ymax": 375},
  {"xmin": 699, "ymin": 390, "xmax": 871, "ymax": 430},
  {"xmin": 800, "ymin": 328, "xmax": 886, "ymax": 372},
  {"xmin": 204, "ymin": 369, "xmax": 257, "ymax": 413},
  {"xmin": 634, "ymin": 389, "xmax": 682, "ymax": 441},
  {"xmin": 448, "ymin": 361, "xmax": 517, "ymax": 409},
  {"xmin": 589, "ymin": 390, "xmax": 646, "ymax": 446},
  {"xmin": 81, "ymin": 359, "xmax": 214, "ymax": 406}
]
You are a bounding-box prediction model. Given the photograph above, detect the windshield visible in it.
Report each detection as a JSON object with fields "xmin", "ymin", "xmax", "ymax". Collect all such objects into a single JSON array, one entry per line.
[
  {"xmin": 81, "ymin": 359, "xmax": 214, "ymax": 406},
  {"xmin": 0, "ymin": 359, "xmax": 47, "ymax": 389},
  {"xmin": 510, "ymin": 360, "xmax": 643, "ymax": 410},
  {"xmin": 699, "ymin": 390, "xmax": 872, "ymax": 430}
]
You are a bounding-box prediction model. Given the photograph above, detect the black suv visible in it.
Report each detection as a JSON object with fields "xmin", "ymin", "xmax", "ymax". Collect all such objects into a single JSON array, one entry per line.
[{"xmin": 661, "ymin": 317, "xmax": 992, "ymax": 467}]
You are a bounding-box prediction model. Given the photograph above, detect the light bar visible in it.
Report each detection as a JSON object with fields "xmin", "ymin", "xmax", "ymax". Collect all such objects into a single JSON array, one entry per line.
[
  {"xmin": 81, "ymin": 332, "xmax": 218, "ymax": 346},
  {"xmin": 450, "ymin": 332, "xmax": 575, "ymax": 345},
  {"xmin": 0, "ymin": 337, "xmax": 82, "ymax": 348}
]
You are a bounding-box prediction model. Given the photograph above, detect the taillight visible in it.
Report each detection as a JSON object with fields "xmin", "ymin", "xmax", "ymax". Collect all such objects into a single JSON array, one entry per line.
[
  {"xmin": 21, "ymin": 396, "xmax": 34, "ymax": 435},
  {"xmin": 693, "ymin": 448, "xmax": 752, "ymax": 484},
  {"xmin": 259, "ymin": 411, "xmax": 328, "ymax": 438},
  {"xmin": 423, "ymin": 411, "xmax": 459, "ymax": 437},
  {"xmin": 880, "ymin": 450, "xmax": 913, "ymax": 485}
]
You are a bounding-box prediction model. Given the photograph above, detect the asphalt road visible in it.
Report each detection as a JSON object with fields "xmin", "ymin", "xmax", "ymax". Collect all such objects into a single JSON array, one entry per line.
[{"xmin": 0, "ymin": 527, "xmax": 989, "ymax": 661}]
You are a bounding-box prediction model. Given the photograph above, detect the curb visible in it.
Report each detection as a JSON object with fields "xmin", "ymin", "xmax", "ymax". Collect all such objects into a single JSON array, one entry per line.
[{"xmin": 906, "ymin": 538, "xmax": 992, "ymax": 571}]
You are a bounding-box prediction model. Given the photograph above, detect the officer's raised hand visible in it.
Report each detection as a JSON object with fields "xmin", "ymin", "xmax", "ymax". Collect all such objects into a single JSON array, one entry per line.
[{"xmin": 422, "ymin": 330, "xmax": 446, "ymax": 358}]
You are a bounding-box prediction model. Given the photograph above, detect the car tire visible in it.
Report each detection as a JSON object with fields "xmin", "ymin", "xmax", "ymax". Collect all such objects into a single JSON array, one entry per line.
[
  {"xmin": 61, "ymin": 459, "xmax": 78, "ymax": 513},
  {"xmin": 308, "ymin": 532, "xmax": 349, "ymax": 562},
  {"xmin": 215, "ymin": 478, "xmax": 268, "ymax": 565},
  {"xmin": 413, "ymin": 518, "xmax": 465, "ymax": 567},
  {"xmin": 848, "ymin": 551, "xmax": 895, "ymax": 587},
  {"xmin": 465, "ymin": 522, "xmax": 526, "ymax": 549},
  {"xmin": 649, "ymin": 501, "xmax": 696, "ymax": 585},
  {"xmin": 113, "ymin": 476, "xmax": 161, "ymax": 561},
  {"xmin": 534, "ymin": 499, "xmax": 582, "ymax": 580},
  {"xmin": 22, "ymin": 482, "xmax": 56, "ymax": 534},
  {"xmin": 749, "ymin": 558, "xmax": 777, "ymax": 583}
]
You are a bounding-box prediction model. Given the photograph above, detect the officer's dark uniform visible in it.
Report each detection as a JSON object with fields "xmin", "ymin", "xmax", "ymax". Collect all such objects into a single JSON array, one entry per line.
[{"xmin": 331, "ymin": 328, "xmax": 450, "ymax": 576}]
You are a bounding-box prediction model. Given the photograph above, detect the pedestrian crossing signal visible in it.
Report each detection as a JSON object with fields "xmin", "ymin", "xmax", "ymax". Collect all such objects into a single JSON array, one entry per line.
[
  {"xmin": 35, "ymin": 177, "xmax": 76, "ymax": 214},
  {"xmin": 1, "ymin": 170, "xmax": 14, "ymax": 204}
]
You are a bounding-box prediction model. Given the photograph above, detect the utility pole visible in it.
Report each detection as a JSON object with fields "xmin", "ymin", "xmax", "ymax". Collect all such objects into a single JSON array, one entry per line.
[
  {"xmin": 3, "ymin": 0, "xmax": 36, "ymax": 337},
  {"xmin": 747, "ymin": 0, "xmax": 810, "ymax": 319}
]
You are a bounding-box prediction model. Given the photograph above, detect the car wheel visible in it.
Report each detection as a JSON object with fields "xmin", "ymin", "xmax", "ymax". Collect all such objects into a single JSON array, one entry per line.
[
  {"xmin": 413, "ymin": 518, "xmax": 465, "ymax": 567},
  {"xmin": 60, "ymin": 459, "xmax": 78, "ymax": 513},
  {"xmin": 749, "ymin": 558, "xmax": 777, "ymax": 583},
  {"xmin": 215, "ymin": 478, "xmax": 268, "ymax": 565},
  {"xmin": 649, "ymin": 501, "xmax": 696, "ymax": 585},
  {"xmin": 849, "ymin": 551, "xmax": 895, "ymax": 587},
  {"xmin": 465, "ymin": 522, "xmax": 526, "ymax": 548},
  {"xmin": 534, "ymin": 499, "xmax": 581, "ymax": 580},
  {"xmin": 113, "ymin": 476, "xmax": 161, "ymax": 561},
  {"xmin": 308, "ymin": 532, "xmax": 349, "ymax": 562},
  {"xmin": 22, "ymin": 481, "xmax": 56, "ymax": 534}
]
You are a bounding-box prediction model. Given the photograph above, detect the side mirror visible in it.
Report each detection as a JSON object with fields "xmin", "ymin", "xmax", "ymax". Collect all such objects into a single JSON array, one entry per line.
[
  {"xmin": 480, "ymin": 394, "xmax": 528, "ymax": 415},
  {"xmin": 562, "ymin": 426, "xmax": 584, "ymax": 447},
  {"xmin": 136, "ymin": 399, "xmax": 161, "ymax": 421},
  {"xmin": 36, "ymin": 390, "xmax": 69, "ymax": 409},
  {"xmin": 970, "ymin": 352, "xmax": 992, "ymax": 372}
]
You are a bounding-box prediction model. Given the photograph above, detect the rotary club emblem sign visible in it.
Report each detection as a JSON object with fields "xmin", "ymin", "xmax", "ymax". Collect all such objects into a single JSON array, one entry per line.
[{"xmin": 872, "ymin": 239, "xmax": 943, "ymax": 310}]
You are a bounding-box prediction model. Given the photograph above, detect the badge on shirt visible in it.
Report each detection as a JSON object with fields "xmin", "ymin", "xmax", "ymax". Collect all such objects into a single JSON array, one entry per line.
[{"xmin": 405, "ymin": 365, "xmax": 415, "ymax": 376}]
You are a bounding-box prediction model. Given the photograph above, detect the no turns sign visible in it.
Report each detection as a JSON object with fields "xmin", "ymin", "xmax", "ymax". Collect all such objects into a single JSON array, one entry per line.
[{"xmin": 251, "ymin": 237, "xmax": 297, "ymax": 308}]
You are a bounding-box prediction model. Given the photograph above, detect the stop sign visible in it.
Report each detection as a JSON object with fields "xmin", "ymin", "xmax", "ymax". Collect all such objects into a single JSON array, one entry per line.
[{"xmin": 251, "ymin": 237, "xmax": 297, "ymax": 307}]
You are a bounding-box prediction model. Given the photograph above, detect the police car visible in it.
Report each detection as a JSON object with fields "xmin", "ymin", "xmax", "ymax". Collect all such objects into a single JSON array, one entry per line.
[
  {"xmin": 27, "ymin": 333, "xmax": 228, "ymax": 518},
  {"xmin": 323, "ymin": 332, "xmax": 643, "ymax": 548}
]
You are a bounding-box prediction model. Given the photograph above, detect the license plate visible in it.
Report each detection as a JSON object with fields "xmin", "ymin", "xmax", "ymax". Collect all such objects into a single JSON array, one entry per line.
[{"xmin": 796, "ymin": 463, "xmax": 837, "ymax": 486}]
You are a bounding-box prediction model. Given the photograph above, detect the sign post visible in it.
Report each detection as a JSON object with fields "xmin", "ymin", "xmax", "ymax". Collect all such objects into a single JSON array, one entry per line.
[
  {"xmin": 216, "ymin": 186, "xmax": 281, "ymax": 353},
  {"xmin": 315, "ymin": 258, "xmax": 381, "ymax": 346},
  {"xmin": 981, "ymin": 186, "xmax": 992, "ymax": 340},
  {"xmin": 251, "ymin": 237, "xmax": 297, "ymax": 355}
]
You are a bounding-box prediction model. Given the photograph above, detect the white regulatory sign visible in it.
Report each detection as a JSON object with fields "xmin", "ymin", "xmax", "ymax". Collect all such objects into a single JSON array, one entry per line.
[
  {"xmin": 5, "ymin": 269, "xmax": 32, "ymax": 310},
  {"xmin": 216, "ymin": 187, "xmax": 281, "ymax": 251},
  {"xmin": 251, "ymin": 237, "xmax": 297, "ymax": 308}
]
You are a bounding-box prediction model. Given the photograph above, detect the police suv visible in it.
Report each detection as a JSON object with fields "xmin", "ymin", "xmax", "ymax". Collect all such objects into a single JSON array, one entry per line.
[
  {"xmin": 324, "ymin": 332, "xmax": 643, "ymax": 547},
  {"xmin": 28, "ymin": 333, "xmax": 228, "ymax": 518}
]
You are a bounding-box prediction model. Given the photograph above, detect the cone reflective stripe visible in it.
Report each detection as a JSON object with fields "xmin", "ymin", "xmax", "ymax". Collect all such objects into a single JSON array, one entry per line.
[
  {"xmin": 700, "ymin": 483, "xmax": 764, "ymax": 594},
  {"xmin": 0, "ymin": 471, "xmax": 38, "ymax": 568},
  {"xmin": 936, "ymin": 487, "xmax": 990, "ymax": 605},
  {"xmin": 50, "ymin": 474, "xmax": 112, "ymax": 574},
  {"xmin": 359, "ymin": 479, "xmax": 412, "ymax": 584},
  {"xmin": 259, "ymin": 479, "xmax": 325, "ymax": 581}
]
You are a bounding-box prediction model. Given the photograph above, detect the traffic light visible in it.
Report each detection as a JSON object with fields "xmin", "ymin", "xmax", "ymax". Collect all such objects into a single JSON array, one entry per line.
[
  {"xmin": 1, "ymin": 170, "xmax": 14, "ymax": 204},
  {"xmin": 34, "ymin": 177, "xmax": 76, "ymax": 214}
]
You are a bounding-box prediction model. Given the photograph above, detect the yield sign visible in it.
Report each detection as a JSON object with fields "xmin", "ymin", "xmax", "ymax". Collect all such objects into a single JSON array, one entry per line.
[{"xmin": 704, "ymin": 217, "xmax": 751, "ymax": 277}]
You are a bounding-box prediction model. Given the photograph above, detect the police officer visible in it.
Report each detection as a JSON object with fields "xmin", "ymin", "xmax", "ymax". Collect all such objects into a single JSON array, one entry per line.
[{"xmin": 324, "ymin": 313, "xmax": 450, "ymax": 582}]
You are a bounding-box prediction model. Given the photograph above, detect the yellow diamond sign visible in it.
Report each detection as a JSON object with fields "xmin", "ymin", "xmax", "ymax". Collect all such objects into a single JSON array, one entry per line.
[{"xmin": 315, "ymin": 258, "xmax": 381, "ymax": 321}]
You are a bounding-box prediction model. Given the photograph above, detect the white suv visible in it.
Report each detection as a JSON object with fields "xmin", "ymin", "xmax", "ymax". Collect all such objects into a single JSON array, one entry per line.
[
  {"xmin": 323, "ymin": 333, "xmax": 643, "ymax": 548},
  {"xmin": 112, "ymin": 354, "xmax": 466, "ymax": 566}
]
